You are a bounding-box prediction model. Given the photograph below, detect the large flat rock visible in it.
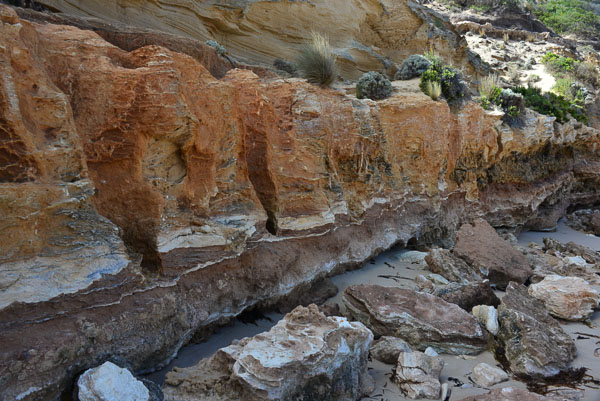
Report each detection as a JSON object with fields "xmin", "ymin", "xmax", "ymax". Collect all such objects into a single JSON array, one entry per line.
[
  {"xmin": 453, "ymin": 218, "xmax": 533, "ymax": 289},
  {"xmin": 162, "ymin": 305, "xmax": 373, "ymax": 401},
  {"xmin": 343, "ymin": 285, "xmax": 488, "ymax": 355},
  {"xmin": 497, "ymin": 283, "xmax": 576, "ymax": 378}
]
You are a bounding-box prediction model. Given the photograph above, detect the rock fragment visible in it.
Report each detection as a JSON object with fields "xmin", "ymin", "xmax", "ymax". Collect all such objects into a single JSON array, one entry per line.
[
  {"xmin": 370, "ymin": 336, "xmax": 412, "ymax": 364},
  {"xmin": 497, "ymin": 283, "xmax": 576, "ymax": 378},
  {"xmin": 471, "ymin": 362, "xmax": 508, "ymax": 387},
  {"xmin": 163, "ymin": 305, "xmax": 374, "ymax": 401},
  {"xmin": 343, "ymin": 285, "xmax": 488, "ymax": 355},
  {"xmin": 458, "ymin": 387, "xmax": 563, "ymax": 400},
  {"xmin": 453, "ymin": 219, "xmax": 533, "ymax": 288},
  {"xmin": 394, "ymin": 350, "xmax": 444, "ymax": 400},
  {"xmin": 529, "ymin": 275, "xmax": 599, "ymax": 321},
  {"xmin": 77, "ymin": 362, "xmax": 150, "ymax": 401},
  {"xmin": 425, "ymin": 248, "xmax": 483, "ymax": 284},
  {"xmin": 472, "ymin": 305, "xmax": 499, "ymax": 335},
  {"xmin": 432, "ymin": 280, "xmax": 500, "ymax": 311}
]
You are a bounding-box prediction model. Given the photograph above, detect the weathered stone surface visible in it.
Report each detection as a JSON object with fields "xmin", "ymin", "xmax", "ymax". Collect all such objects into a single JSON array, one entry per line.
[
  {"xmin": 77, "ymin": 362, "xmax": 149, "ymax": 401},
  {"xmin": 432, "ymin": 280, "xmax": 500, "ymax": 311},
  {"xmin": 425, "ymin": 248, "xmax": 484, "ymax": 284},
  {"xmin": 162, "ymin": 305, "xmax": 374, "ymax": 401},
  {"xmin": 528, "ymin": 275, "xmax": 599, "ymax": 321},
  {"xmin": 343, "ymin": 285, "xmax": 489, "ymax": 355},
  {"xmin": 518, "ymin": 242, "xmax": 600, "ymax": 285},
  {"xmin": 458, "ymin": 387, "xmax": 563, "ymax": 401},
  {"xmin": 471, "ymin": 363, "xmax": 508, "ymax": 387},
  {"xmin": 1, "ymin": 5, "xmax": 600, "ymax": 400},
  {"xmin": 453, "ymin": 219, "xmax": 533, "ymax": 289},
  {"xmin": 36, "ymin": 0, "xmax": 481, "ymax": 80},
  {"xmin": 370, "ymin": 336, "xmax": 412, "ymax": 364},
  {"xmin": 394, "ymin": 351, "xmax": 444, "ymax": 400},
  {"xmin": 543, "ymin": 238, "xmax": 600, "ymax": 265},
  {"xmin": 566, "ymin": 208, "xmax": 600, "ymax": 236},
  {"xmin": 497, "ymin": 283, "xmax": 576, "ymax": 378},
  {"xmin": 472, "ymin": 305, "xmax": 499, "ymax": 335}
]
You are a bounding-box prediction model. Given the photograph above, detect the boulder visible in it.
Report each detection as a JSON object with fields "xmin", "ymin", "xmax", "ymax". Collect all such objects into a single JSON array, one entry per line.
[
  {"xmin": 471, "ymin": 363, "xmax": 508, "ymax": 387},
  {"xmin": 543, "ymin": 238, "xmax": 600, "ymax": 265},
  {"xmin": 370, "ymin": 336, "xmax": 412, "ymax": 364},
  {"xmin": 472, "ymin": 305, "xmax": 499, "ymax": 335},
  {"xmin": 453, "ymin": 219, "xmax": 533, "ymax": 289},
  {"xmin": 425, "ymin": 248, "xmax": 483, "ymax": 284},
  {"xmin": 458, "ymin": 387, "xmax": 563, "ymax": 400},
  {"xmin": 566, "ymin": 208, "xmax": 600, "ymax": 236},
  {"xmin": 528, "ymin": 275, "xmax": 599, "ymax": 321},
  {"xmin": 497, "ymin": 283, "xmax": 576, "ymax": 378},
  {"xmin": 77, "ymin": 362, "xmax": 150, "ymax": 401},
  {"xmin": 394, "ymin": 351, "xmax": 444, "ymax": 400},
  {"xmin": 343, "ymin": 285, "xmax": 488, "ymax": 355},
  {"xmin": 163, "ymin": 305, "xmax": 374, "ymax": 401},
  {"xmin": 432, "ymin": 280, "xmax": 500, "ymax": 311}
]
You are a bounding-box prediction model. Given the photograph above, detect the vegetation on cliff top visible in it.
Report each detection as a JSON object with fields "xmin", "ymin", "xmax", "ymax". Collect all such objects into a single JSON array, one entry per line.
[{"xmin": 296, "ymin": 32, "xmax": 338, "ymax": 87}]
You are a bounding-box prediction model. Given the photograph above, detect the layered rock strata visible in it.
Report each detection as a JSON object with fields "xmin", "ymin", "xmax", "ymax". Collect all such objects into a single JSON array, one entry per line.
[
  {"xmin": 162, "ymin": 305, "xmax": 374, "ymax": 401},
  {"xmin": 1, "ymin": 5, "xmax": 600, "ymax": 400},
  {"xmin": 35, "ymin": 0, "xmax": 485, "ymax": 80}
]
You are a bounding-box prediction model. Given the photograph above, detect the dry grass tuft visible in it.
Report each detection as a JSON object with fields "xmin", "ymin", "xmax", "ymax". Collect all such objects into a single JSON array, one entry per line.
[{"xmin": 296, "ymin": 32, "xmax": 338, "ymax": 87}]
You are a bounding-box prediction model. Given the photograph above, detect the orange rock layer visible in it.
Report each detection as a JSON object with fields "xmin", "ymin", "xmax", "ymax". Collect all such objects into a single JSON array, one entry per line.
[{"xmin": 0, "ymin": 6, "xmax": 599, "ymax": 400}]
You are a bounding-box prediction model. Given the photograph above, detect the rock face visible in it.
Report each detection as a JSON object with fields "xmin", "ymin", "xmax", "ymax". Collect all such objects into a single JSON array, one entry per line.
[
  {"xmin": 394, "ymin": 351, "xmax": 444, "ymax": 400},
  {"xmin": 77, "ymin": 362, "xmax": 149, "ymax": 401},
  {"xmin": 343, "ymin": 285, "xmax": 489, "ymax": 355},
  {"xmin": 458, "ymin": 387, "xmax": 562, "ymax": 401},
  {"xmin": 496, "ymin": 283, "xmax": 576, "ymax": 378},
  {"xmin": 453, "ymin": 219, "xmax": 533, "ymax": 289},
  {"xmin": 36, "ymin": 0, "xmax": 481, "ymax": 80},
  {"xmin": 471, "ymin": 363, "xmax": 508, "ymax": 387},
  {"xmin": 1, "ymin": 5, "xmax": 600, "ymax": 400},
  {"xmin": 529, "ymin": 275, "xmax": 599, "ymax": 321},
  {"xmin": 566, "ymin": 208, "xmax": 600, "ymax": 235},
  {"xmin": 370, "ymin": 336, "xmax": 413, "ymax": 364},
  {"xmin": 425, "ymin": 248, "xmax": 483, "ymax": 284},
  {"xmin": 162, "ymin": 305, "xmax": 374, "ymax": 401}
]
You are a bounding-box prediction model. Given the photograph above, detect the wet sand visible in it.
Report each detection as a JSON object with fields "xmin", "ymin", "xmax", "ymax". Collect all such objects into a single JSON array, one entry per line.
[{"xmin": 148, "ymin": 219, "xmax": 600, "ymax": 400}]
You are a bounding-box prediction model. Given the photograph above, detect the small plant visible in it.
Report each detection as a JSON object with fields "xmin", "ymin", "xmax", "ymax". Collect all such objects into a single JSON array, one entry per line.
[
  {"xmin": 507, "ymin": 66, "xmax": 521, "ymax": 86},
  {"xmin": 425, "ymin": 81, "xmax": 442, "ymax": 100},
  {"xmin": 527, "ymin": 74, "xmax": 542, "ymax": 84},
  {"xmin": 503, "ymin": 32, "xmax": 510, "ymax": 43},
  {"xmin": 395, "ymin": 55, "xmax": 432, "ymax": 80},
  {"xmin": 205, "ymin": 40, "xmax": 226, "ymax": 56},
  {"xmin": 479, "ymin": 74, "xmax": 501, "ymax": 98},
  {"xmin": 296, "ymin": 32, "xmax": 338, "ymax": 87},
  {"xmin": 423, "ymin": 49, "xmax": 442, "ymax": 69},
  {"xmin": 479, "ymin": 27, "xmax": 486, "ymax": 37},
  {"xmin": 356, "ymin": 72, "xmax": 393, "ymax": 100},
  {"xmin": 574, "ymin": 62, "xmax": 600, "ymax": 89},
  {"xmin": 420, "ymin": 60, "xmax": 469, "ymax": 104}
]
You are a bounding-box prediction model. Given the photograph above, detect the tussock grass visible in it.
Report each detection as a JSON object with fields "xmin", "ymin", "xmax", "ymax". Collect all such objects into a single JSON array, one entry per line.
[{"xmin": 296, "ymin": 32, "xmax": 338, "ymax": 87}]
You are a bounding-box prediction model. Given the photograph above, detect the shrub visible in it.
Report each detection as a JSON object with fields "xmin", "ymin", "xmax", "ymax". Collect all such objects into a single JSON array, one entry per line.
[
  {"xmin": 514, "ymin": 86, "xmax": 587, "ymax": 124},
  {"xmin": 273, "ymin": 59, "xmax": 298, "ymax": 76},
  {"xmin": 396, "ymin": 55, "xmax": 432, "ymax": 80},
  {"xmin": 420, "ymin": 61, "xmax": 469, "ymax": 104},
  {"xmin": 205, "ymin": 40, "xmax": 226, "ymax": 56},
  {"xmin": 574, "ymin": 62, "xmax": 600, "ymax": 89},
  {"xmin": 553, "ymin": 78, "xmax": 587, "ymax": 104},
  {"xmin": 356, "ymin": 72, "xmax": 393, "ymax": 100},
  {"xmin": 425, "ymin": 81, "xmax": 442, "ymax": 100},
  {"xmin": 534, "ymin": 0, "xmax": 600, "ymax": 39},
  {"xmin": 499, "ymin": 89, "xmax": 525, "ymax": 118},
  {"xmin": 296, "ymin": 32, "xmax": 338, "ymax": 87},
  {"xmin": 541, "ymin": 52, "xmax": 579, "ymax": 76}
]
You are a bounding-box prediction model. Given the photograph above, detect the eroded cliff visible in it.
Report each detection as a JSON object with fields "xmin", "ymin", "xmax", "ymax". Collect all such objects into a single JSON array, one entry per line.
[{"xmin": 0, "ymin": 4, "xmax": 599, "ymax": 400}]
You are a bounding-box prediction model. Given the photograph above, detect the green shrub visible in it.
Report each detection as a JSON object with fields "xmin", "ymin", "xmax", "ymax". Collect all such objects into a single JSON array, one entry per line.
[
  {"xmin": 541, "ymin": 52, "xmax": 579, "ymax": 76},
  {"xmin": 534, "ymin": 0, "xmax": 600, "ymax": 39},
  {"xmin": 356, "ymin": 72, "xmax": 393, "ymax": 100},
  {"xmin": 514, "ymin": 86, "xmax": 587, "ymax": 124},
  {"xmin": 296, "ymin": 32, "xmax": 338, "ymax": 87},
  {"xmin": 420, "ymin": 61, "xmax": 468, "ymax": 104},
  {"xmin": 574, "ymin": 62, "xmax": 600, "ymax": 89},
  {"xmin": 395, "ymin": 55, "xmax": 432, "ymax": 80},
  {"xmin": 205, "ymin": 40, "xmax": 226, "ymax": 56},
  {"xmin": 553, "ymin": 78, "xmax": 588, "ymax": 104}
]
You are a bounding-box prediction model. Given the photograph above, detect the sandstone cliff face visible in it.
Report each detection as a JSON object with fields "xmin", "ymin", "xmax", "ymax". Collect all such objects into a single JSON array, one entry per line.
[
  {"xmin": 36, "ymin": 0, "xmax": 483, "ymax": 79},
  {"xmin": 0, "ymin": 5, "xmax": 599, "ymax": 400}
]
